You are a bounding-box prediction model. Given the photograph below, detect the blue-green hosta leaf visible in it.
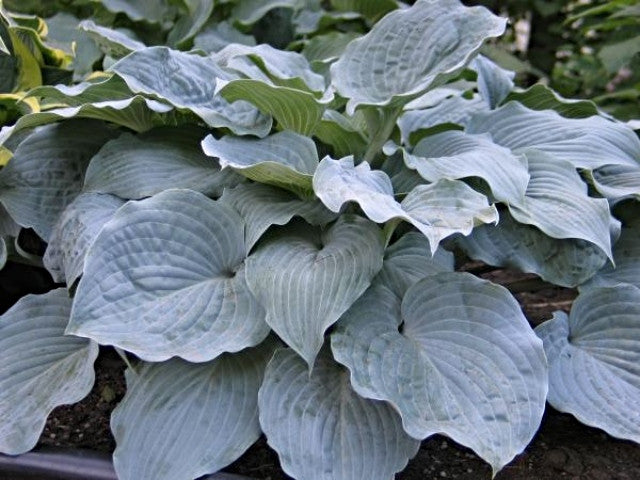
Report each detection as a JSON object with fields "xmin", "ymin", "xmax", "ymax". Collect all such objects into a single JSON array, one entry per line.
[
  {"xmin": 397, "ymin": 95, "xmax": 486, "ymax": 146},
  {"xmin": 0, "ymin": 289, "xmax": 98, "ymax": 455},
  {"xmin": 27, "ymin": 74, "xmax": 135, "ymax": 106},
  {"xmin": 79, "ymin": 20, "xmax": 146, "ymax": 58},
  {"xmin": 374, "ymin": 232, "xmax": 453, "ymax": 298},
  {"xmin": 456, "ymin": 211, "xmax": 608, "ymax": 288},
  {"xmin": 202, "ymin": 131, "xmax": 318, "ymax": 197},
  {"xmin": 404, "ymin": 130, "xmax": 529, "ymax": 205},
  {"xmin": 245, "ymin": 215, "xmax": 384, "ymax": 367},
  {"xmin": 467, "ymin": 102, "xmax": 640, "ymax": 170},
  {"xmin": 330, "ymin": 0, "xmax": 397, "ymax": 21},
  {"xmin": 588, "ymin": 164, "xmax": 640, "ymax": 201},
  {"xmin": 43, "ymin": 193, "xmax": 125, "ymax": 286},
  {"xmin": 99, "ymin": 0, "xmax": 173, "ymax": 23},
  {"xmin": 504, "ymin": 84, "xmax": 599, "ymax": 119},
  {"xmin": 331, "ymin": 0, "xmax": 505, "ymax": 114},
  {"xmin": 220, "ymin": 183, "xmax": 336, "ymax": 251},
  {"xmin": 111, "ymin": 47, "xmax": 271, "ymax": 136},
  {"xmin": 471, "ymin": 54, "xmax": 514, "ymax": 109},
  {"xmin": 167, "ymin": 0, "xmax": 215, "ymax": 47},
  {"xmin": 315, "ymin": 110, "xmax": 368, "ymax": 159},
  {"xmin": 67, "ymin": 189, "xmax": 269, "ymax": 362},
  {"xmin": 581, "ymin": 225, "xmax": 640, "ymax": 290},
  {"xmin": 194, "ymin": 21, "xmax": 256, "ymax": 53},
  {"xmin": 535, "ymin": 285, "xmax": 640, "ymax": 442},
  {"xmin": 313, "ymin": 157, "xmax": 498, "ymax": 252},
  {"xmin": 0, "ymin": 120, "xmax": 117, "ymax": 241},
  {"xmin": 0, "ymin": 203, "xmax": 20, "ymax": 237},
  {"xmin": 508, "ymin": 150, "xmax": 616, "ymax": 260},
  {"xmin": 292, "ymin": 9, "xmax": 360, "ymax": 36},
  {"xmin": 83, "ymin": 127, "xmax": 241, "ymax": 199},
  {"xmin": 216, "ymin": 78, "xmax": 326, "ymax": 135},
  {"xmin": 112, "ymin": 339, "xmax": 276, "ymax": 480},
  {"xmin": 301, "ymin": 31, "xmax": 360, "ymax": 65},
  {"xmin": 232, "ymin": 0, "xmax": 302, "ymax": 26},
  {"xmin": 332, "ymin": 272, "xmax": 548, "ymax": 474},
  {"xmin": 258, "ymin": 348, "xmax": 420, "ymax": 480},
  {"xmin": 0, "ymin": 237, "xmax": 5, "ymax": 269}
]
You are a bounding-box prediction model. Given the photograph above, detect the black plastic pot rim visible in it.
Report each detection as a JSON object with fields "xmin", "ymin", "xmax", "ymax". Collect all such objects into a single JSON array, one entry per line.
[{"xmin": 0, "ymin": 447, "xmax": 253, "ymax": 480}]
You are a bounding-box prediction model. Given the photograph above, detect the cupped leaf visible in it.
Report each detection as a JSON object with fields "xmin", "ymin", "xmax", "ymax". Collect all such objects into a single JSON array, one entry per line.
[
  {"xmin": 315, "ymin": 110, "xmax": 368, "ymax": 159},
  {"xmin": 83, "ymin": 127, "xmax": 241, "ymax": 199},
  {"xmin": 330, "ymin": 0, "xmax": 397, "ymax": 21},
  {"xmin": 112, "ymin": 339, "xmax": 277, "ymax": 480},
  {"xmin": 202, "ymin": 130, "xmax": 318, "ymax": 197},
  {"xmin": 79, "ymin": 20, "xmax": 146, "ymax": 58},
  {"xmin": 331, "ymin": 0, "xmax": 505, "ymax": 114},
  {"xmin": 504, "ymin": 84, "xmax": 599, "ymax": 119},
  {"xmin": 43, "ymin": 193, "xmax": 125, "ymax": 286},
  {"xmin": 457, "ymin": 211, "xmax": 608, "ymax": 288},
  {"xmin": 111, "ymin": 46, "xmax": 271, "ymax": 136},
  {"xmin": 508, "ymin": 149, "xmax": 616, "ymax": 260},
  {"xmin": 245, "ymin": 215, "xmax": 384, "ymax": 367},
  {"xmin": 0, "ymin": 120, "xmax": 117, "ymax": 241},
  {"xmin": 0, "ymin": 289, "xmax": 98, "ymax": 455},
  {"xmin": 67, "ymin": 189, "xmax": 269, "ymax": 362},
  {"xmin": 467, "ymin": 102, "xmax": 640, "ymax": 170},
  {"xmin": 194, "ymin": 21, "xmax": 256, "ymax": 53},
  {"xmin": 99, "ymin": 0, "xmax": 173, "ymax": 24},
  {"xmin": 471, "ymin": 54, "xmax": 514, "ymax": 109},
  {"xmin": 535, "ymin": 285, "xmax": 640, "ymax": 442},
  {"xmin": 588, "ymin": 164, "xmax": 640, "ymax": 201},
  {"xmin": 403, "ymin": 130, "xmax": 529, "ymax": 205},
  {"xmin": 301, "ymin": 31, "xmax": 360, "ymax": 65},
  {"xmin": 332, "ymin": 272, "xmax": 548, "ymax": 474},
  {"xmin": 220, "ymin": 182, "xmax": 336, "ymax": 251},
  {"xmin": 258, "ymin": 347, "xmax": 420, "ymax": 480},
  {"xmin": 167, "ymin": 0, "xmax": 215, "ymax": 47},
  {"xmin": 232, "ymin": 0, "xmax": 300, "ymax": 26}
]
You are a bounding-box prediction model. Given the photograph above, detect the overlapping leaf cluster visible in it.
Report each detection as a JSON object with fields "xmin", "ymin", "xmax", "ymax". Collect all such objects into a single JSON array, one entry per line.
[{"xmin": 1, "ymin": 1, "xmax": 640, "ymax": 479}]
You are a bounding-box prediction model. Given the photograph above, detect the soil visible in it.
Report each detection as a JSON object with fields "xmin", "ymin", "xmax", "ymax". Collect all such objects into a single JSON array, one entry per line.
[{"xmin": 8, "ymin": 263, "xmax": 638, "ymax": 480}]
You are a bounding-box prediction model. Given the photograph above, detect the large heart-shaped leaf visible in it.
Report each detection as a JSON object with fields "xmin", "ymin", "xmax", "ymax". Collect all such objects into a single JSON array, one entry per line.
[
  {"xmin": 467, "ymin": 101, "xmax": 640, "ymax": 170},
  {"xmin": 83, "ymin": 127, "xmax": 241, "ymax": 199},
  {"xmin": 43, "ymin": 193, "xmax": 125, "ymax": 286},
  {"xmin": 202, "ymin": 130, "xmax": 318, "ymax": 197},
  {"xmin": 258, "ymin": 347, "xmax": 420, "ymax": 480},
  {"xmin": 0, "ymin": 120, "xmax": 117, "ymax": 241},
  {"xmin": 112, "ymin": 339, "xmax": 276, "ymax": 480},
  {"xmin": 332, "ymin": 272, "xmax": 548, "ymax": 474},
  {"xmin": 535, "ymin": 285, "xmax": 640, "ymax": 442},
  {"xmin": 0, "ymin": 289, "xmax": 98, "ymax": 455},
  {"xmin": 245, "ymin": 215, "xmax": 384, "ymax": 367},
  {"xmin": 67, "ymin": 189, "xmax": 269, "ymax": 362},
  {"xmin": 330, "ymin": 0, "xmax": 505, "ymax": 113},
  {"xmin": 403, "ymin": 130, "xmax": 529, "ymax": 205}
]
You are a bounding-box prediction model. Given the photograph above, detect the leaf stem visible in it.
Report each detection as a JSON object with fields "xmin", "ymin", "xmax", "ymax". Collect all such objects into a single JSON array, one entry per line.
[{"xmin": 362, "ymin": 105, "xmax": 402, "ymax": 167}]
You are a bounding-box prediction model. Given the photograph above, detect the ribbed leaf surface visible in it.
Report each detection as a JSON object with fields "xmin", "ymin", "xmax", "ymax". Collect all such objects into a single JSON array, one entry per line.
[{"xmin": 582, "ymin": 225, "xmax": 640, "ymax": 289}]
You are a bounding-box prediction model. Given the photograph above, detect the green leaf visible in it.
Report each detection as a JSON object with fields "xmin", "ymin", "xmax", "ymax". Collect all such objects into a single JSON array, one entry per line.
[
  {"xmin": 314, "ymin": 110, "xmax": 368, "ymax": 158},
  {"xmin": 467, "ymin": 102, "xmax": 640, "ymax": 170},
  {"xmin": 301, "ymin": 31, "xmax": 360, "ymax": 64},
  {"xmin": 508, "ymin": 149, "xmax": 617, "ymax": 260},
  {"xmin": 0, "ymin": 289, "xmax": 98, "ymax": 455},
  {"xmin": 44, "ymin": 193, "xmax": 124, "ymax": 286},
  {"xmin": 535, "ymin": 285, "xmax": 640, "ymax": 443},
  {"xmin": 201, "ymin": 130, "xmax": 318, "ymax": 197},
  {"xmin": 220, "ymin": 182, "xmax": 336, "ymax": 251},
  {"xmin": 83, "ymin": 127, "xmax": 241, "ymax": 199},
  {"xmin": 112, "ymin": 340, "xmax": 276, "ymax": 480},
  {"xmin": 456, "ymin": 211, "xmax": 608, "ymax": 288},
  {"xmin": 332, "ymin": 272, "xmax": 548, "ymax": 474},
  {"xmin": 403, "ymin": 130, "xmax": 529, "ymax": 205},
  {"xmin": 67, "ymin": 189, "xmax": 269, "ymax": 362},
  {"xmin": 167, "ymin": 0, "xmax": 215, "ymax": 47},
  {"xmin": 329, "ymin": 0, "xmax": 397, "ymax": 21},
  {"xmin": 330, "ymin": 0, "xmax": 505, "ymax": 114},
  {"xmin": 0, "ymin": 237, "xmax": 5, "ymax": 269},
  {"xmin": 79, "ymin": 20, "xmax": 146, "ymax": 58},
  {"xmin": 598, "ymin": 35, "xmax": 640, "ymax": 73},
  {"xmin": 111, "ymin": 46, "xmax": 271, "ymax": 136},
  {"xmin": 245, "ymin": 215, "xmax": 384, "ymax": 367},
  {"xmin": 471, "ymin": 54, "xmax": 514, "ymax": 109},
  {"xmin": 0, "ymin": 120, "xmax": 117, "ymax": 241},
  {"xmin": 231, "ymin": 0, "xmax": 301, "ymax": 26},
  {"xmin": 504, "ymin": 84, "xmax": 599, "ymax": 119},
  {"xmin": 99, "ymin": 0, "xmax": 173, "ymax": 24},
  {"xmin": 258, "ymin": 348, "xmax": 420, "ymax": 480},
  {"xmin": 193, "ymin": 21, "xmax": 256, "ymax": 53}
]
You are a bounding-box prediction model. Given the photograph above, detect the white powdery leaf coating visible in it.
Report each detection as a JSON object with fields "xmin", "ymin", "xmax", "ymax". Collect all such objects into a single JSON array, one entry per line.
[
  {"xmin": 332, "ymin": 272, "xmax": 548, "ymax": 475},
  {"xmin": 245, "ymin": 215, "xmax": 384, "ymax": 368},
  {"xmin": 202, "ymin": 130, "xmax": 319, "ymax": 196},
  {"xmin": 313, "ymin": 156, "xmax": 498, "ymax": 253},
  {"xmin": 467, "ymin": 102, "xmax": 640, "ymax": 170},
  {"xmin": 67, "ymin": 189, "xmax": 269, "ymax": 362},
  {"xmin": 331, "ymin": 0, "xmax": 505, "ymax": 114},
  {"xmin": 0, "ymin": 120, "xmax": 117, "ymax": 241},
  {"xmin": 0, "ymin": 289, "xmax": 98, "ymax": 455},
  {"xmin": 258, "ymin": 348, "xmax": 420, "ymax": 480},
  {"xmin": 112, "ymin": 340, "xmax": 276, "ymax": 480},
  {"xmin": 404, "ymin": 130, "xmax": 529, "ymax": 205},
  {"xmin": 44, "ymin": 193, "xmax": 125, "ymax": 286},
  {"xmin": 457, "ymin": 212, "xmax": 608, "ymax": 288},
  {"xmin": 111, "ymin": 46, "xmax": 272, "ymax": 136},
  {"xmin": 220, "ymin": 183, "xmax": 336, "ymax": 251},
  {"xmin": 535, "ymin": 285, "xmax": 640, "ymax": 442},
  {"xmin": 83, "ymin": 127, "xmax": 241, "ymax": 199},
  {"xmin": 508, "ymin": 149, "xmax": 616, "ymax": 261}
]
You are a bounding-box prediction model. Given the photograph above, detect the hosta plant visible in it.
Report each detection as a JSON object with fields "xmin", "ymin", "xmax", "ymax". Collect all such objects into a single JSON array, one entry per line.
[{"xmin": 1, "ymin": 0, "xmax": 640, "ymax": 479}]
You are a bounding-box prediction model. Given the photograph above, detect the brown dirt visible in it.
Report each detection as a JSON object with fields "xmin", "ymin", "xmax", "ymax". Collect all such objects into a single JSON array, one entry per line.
[{"xmin": 30, "ymin": 266, "xmax": 640, "ymax": 480}]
